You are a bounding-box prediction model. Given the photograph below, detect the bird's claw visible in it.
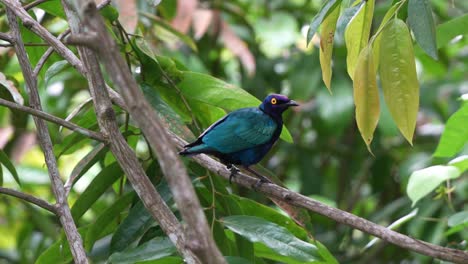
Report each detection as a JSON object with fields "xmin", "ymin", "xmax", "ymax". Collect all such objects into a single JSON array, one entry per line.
[
  {"xmin": 227, "ymin": 165, "xmax": 239, "ymax": 184},
  {"xmin": 252, "ymin": 177, "xmax": 270, "ymax": 191}
]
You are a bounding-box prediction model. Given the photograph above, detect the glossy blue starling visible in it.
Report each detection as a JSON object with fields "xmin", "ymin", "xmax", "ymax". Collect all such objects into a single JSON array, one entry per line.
[{"xmin": 179, "ymin": 94, "xmax": 298, "ymax": 182}]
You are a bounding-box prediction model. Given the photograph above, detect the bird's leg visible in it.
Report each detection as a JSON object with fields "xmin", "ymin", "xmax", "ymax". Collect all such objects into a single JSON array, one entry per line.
[
  {"xmin": 226, "ymin": 164, "xmax": 239, "ymax": 184},
  {"xmin": 243, "ymin": 166, "xmax": 271, "ymax": 190}
]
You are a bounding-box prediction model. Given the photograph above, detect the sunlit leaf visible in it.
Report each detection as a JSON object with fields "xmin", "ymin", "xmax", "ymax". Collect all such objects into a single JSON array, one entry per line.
[
  {"xmin": 0, "ymin": 72, "xmax": 24, "ymax": 105},
  {"xmin": 221, "ymin": 215, "xmax": 321, "ymax": 262},
  {"xmin": 407, "ymin": 165, "xmax": 461, "ymax": 206},
  {"xmin": 0, "ymin": 149, "xmax": 20, "ymax": 186},
  {"xmin": 364, "ymin": 208, "xmax": 418, "ymax": 249},
  {"xmin": 436, "ymin": 13, "xmax": 468, "ymax": 49},
  {"xmin": 71, "ymin": 163, "xmax": 123, "ymax": 221},
  {"xmin": 448, "ymin": 155, "xmax": 468, "ymax": 172},
  {"xmin": 353, "ymin": 45, "xmax": 379, "ymax": 151},
  {"xmin": 434, "ymin": 104, "xmax": 468, "ymax": 157},
  {"xmin": 335, "ymin": 1, "xmax": 364, "ymax": 44},
  {"xmin": 448, "ymin": 211, "xmax": 468, "ymax": 227},
  {"xmin": 408, "ymin": 0, "xmax": 437, "ymax": 59},
  {"xmin": 379, "ymin": 19, "xmax": 419, "ymax": 145},
  {"xmin": 111, "ymin": 182, "xmax": 173, "ymax": 252},
  {"xmin": 307, "ymin": 0, "xmax": 341, "ymax": 44},
  {"xmin": 345, "ymin": 0, "xmax": 374, "ymax": 79},
  {"xmin": 44, "ymin": 60, "xmax": 70, "ymax": 85},
  {"xmin": 109, "ymin": 237, "xmax": 176, "ymax": 264},
  {"xmin": 85, "ymin": 191, "xmax": 135, "ymax": 251},
  {"xmin": 142, "ymin": 12, "xmax": 198, "ymax": 51},
  {"xmin": 319, "ymin": 3, "xmax": 340, "ymax": 91},
  {"xmin": 372, "ymin": 2, "xmax": 400, "ymax": 70}
]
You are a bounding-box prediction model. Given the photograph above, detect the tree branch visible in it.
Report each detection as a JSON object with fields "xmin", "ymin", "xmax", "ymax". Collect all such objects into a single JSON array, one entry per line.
[
  {"xmin": 5, "ymin": 7, "xmax": 88, "ymax": 264},
  {"xmin": 170, "ymin": 134, "xmax": 468, "ymax": 264},
  {"xmin": 0, "ymin": 186, "xmax": 57, "ymax": 214},
  {"xmin": 0, "ymin": 98, "xmax": 106, "ymax": 142},
  {"xmin": 69, "ymin": 1, "xmax": 227, "ymax": 263},
  {"xmin": 60, "ymin": 1, "xmax": 201, "ymax": 263}
]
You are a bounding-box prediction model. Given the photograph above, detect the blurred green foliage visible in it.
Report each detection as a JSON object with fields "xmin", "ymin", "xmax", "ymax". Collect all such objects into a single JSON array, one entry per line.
[{"xmin": 0, "ymin": 0, "xmax": 467, "ymax": 263}]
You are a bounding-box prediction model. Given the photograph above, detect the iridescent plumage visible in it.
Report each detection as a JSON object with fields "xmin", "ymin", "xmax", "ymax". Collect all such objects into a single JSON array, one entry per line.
[{"xmin": 180, "ymin": 94, "xmax": 298, "ymax": 172}]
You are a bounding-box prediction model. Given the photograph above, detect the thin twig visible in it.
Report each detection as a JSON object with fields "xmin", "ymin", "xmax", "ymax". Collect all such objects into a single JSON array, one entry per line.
[
  {"xmin": 23, "ymin": 0, "xmax": 50, "ymax": 11},
  {"xmin": 71, "ymin": 2, "xmax": 226, "ymax": 263},
  {"xmin": 33, "ymin": 29, "xmax": 71, "ymax": 76},
  {"xmin": 0, "ymin": 98, "xmax": 106, "ymax": 142},
  {"xmin": 5, "ymin": 7, "xmax": 88, "ymax": 264},
  {"xmin": 0, "ymin": 186, "xmax": 57, "ymax": 214}
]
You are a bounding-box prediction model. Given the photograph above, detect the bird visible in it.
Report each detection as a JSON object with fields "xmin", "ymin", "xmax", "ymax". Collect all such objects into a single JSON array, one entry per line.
[{"xmin": 179, "ymin": 94, "xmax": 298, "ymax": 183}]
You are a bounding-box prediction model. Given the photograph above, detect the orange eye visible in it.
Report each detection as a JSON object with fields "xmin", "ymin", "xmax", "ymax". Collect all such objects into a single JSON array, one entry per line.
[{"xmin": 271, "ymin": 98, "xmax": 277, "ymax": 105}]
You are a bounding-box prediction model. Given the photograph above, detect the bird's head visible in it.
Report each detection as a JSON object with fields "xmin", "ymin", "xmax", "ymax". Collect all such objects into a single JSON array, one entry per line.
[{"xmin": 259, "ymin": 94, "xmax": 298, "ymax": 116}]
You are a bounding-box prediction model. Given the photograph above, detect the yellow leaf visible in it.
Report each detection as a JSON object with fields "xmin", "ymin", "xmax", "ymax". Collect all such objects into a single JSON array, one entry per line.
[
  {"xmin": 353, "ymin": 45, "xmax": 379, "ymax": 152},
  {"xmin": 319, "ymin": 4, "xmax": 341, "ymax": 92},
  {"xmin": 379, "ymin": 19, "xmax": 420, "ymax": 145},
  {"xmin": 345, "ymin": 0, "xmax": 375, "ymax": 80}
]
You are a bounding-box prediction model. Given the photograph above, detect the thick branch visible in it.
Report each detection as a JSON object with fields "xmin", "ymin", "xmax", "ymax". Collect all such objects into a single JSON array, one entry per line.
[
  {"xmin": 170, "ymin": 134, "xmax": 468, "ymax": 264},
  {"xmin": 0, "ymin": 98, "xmax": 105, "ymax": 142},
  {"xmin": 5, "ymin": 7, "xmax": 88, "ymax": 264},
  {"xmin": 0, "ymin": 186, "xmax": 57, "ymax": 214},
  {"xmin": 60, "ymin": 1, "xmax": 200, "ymax": 262},
  {"xmin": 70, "ymin": 1, "xmax": 226, "ymax": 263}
]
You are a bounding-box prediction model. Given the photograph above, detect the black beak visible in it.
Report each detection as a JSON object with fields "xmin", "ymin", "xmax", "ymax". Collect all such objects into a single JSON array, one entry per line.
[{"xmin": 286, "ymin": 100, "xmax": 299, "ymax": 107}]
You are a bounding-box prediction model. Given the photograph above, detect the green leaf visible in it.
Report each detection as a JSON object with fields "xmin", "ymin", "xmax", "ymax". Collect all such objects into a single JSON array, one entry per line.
[
  {"xmin": 379, "ymin": 18, "xmax": 419, "ymax": 145},
  {"xmin": 44, "ymin": 60, "xmax": 70, "ymax": 85},
  {"xmin": 0, "ymin": 149, "xmax": 20, "ymax": 186},
  {"xmin": 225, "ymin": 256, "xmax": 254, "ymax": 264},
  {"xmin": 37, "ymin": 226, "xmax": 89, "ymax": 264},
  {"xmin": 372, "ymin": 2, "xmax": 400, "ymax": 70},
  {"xmin": 221, "ymin": 215, "xmax": 321, "ymax": 262},
  {"xmin": 407, "ymin": 165, "xmax": 461, "ymax": 206},
  {"xmin": 224, "ymin": 194, "xmax": 308, "ymax": 240},
  {"xmin": 436, "ymin": 13, "xmax": 468, "ymax": 49},
  {"xmin": 67, "ymin": 144, "xmax": 108, "ymax": 190},
  {"xmin": 109, "ymin": 237, "xmax": 176, "ymax": 264},
  {"xmin": 85, "ymin": 191, "xmax": 135, "ymax": 251},
  {"xmin": 111, "ymin": 182, "xmax": 173, "ymax": 252},
  {"xmin": 408, "ymin": 0, "xmax": 438, "ymax": 59},
  {"xmin": 319, "ymin": 3, "xmax": 340, "ymax": 91},
  {"xmin": 447, "ymin": 211, "xmax": 468, "ymax": 227},
  {"xmin": 434, "ymin": 104, "xmax": 468, "ymax": 157},
  {"xmin": 345, "ymin": 0, "xmax": 374, "ymax": 79},
  {"xmin": 448, "ymin": 155, "xmax": 468, "ymax": 172},
  {"xmin": 141, "ymin": 12, "xmax": 197, "ymax": 52},
  {"xmin": 364, "ymin": 208, "xmax": 418, "ymax": 249},
  {"xmin": 0, "ymin": 72, "xmax": 24, "ymax": 105},
  {"xmin": 38, "ymin": 0, "xmax": 66, "ymax": 19},
  {"xmin": 307, "ymin": 0, "xmax": 341, "ymax": 44},
  {"xmin": 0, "ymin": 163, "xmax": 3, "ymax": 186},
  {"xmin": 177, "ymin": 72, "xmax": 294, "ymax": 143},
  {"xmin": 335, "ymin": 1, "xmax": 365, "ymax": 44},
  {"xmin": 71, "ymin": 162, "xmax": 123, "ymax": 221},
  {"xmin": 353, "ymin": 45, "xmax": 379, "ymax": 151}
]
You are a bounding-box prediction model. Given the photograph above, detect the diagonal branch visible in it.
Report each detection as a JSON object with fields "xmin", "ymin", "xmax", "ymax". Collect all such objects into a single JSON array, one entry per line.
[
  {"xmin": 68, "ymin": 1, "xmax": 226, "ymax": 263},
  {"xmin": 5, "ymin": 6, "xmax": 88, "ymax": 264},
  {"xmin": 60, "ymin": 1, "xmax": 201, "ymax": 263},
  {"xmin": 0, "ymin": 186, "xmax": 57, "ymax": 214},
  {"xmin": 170, "ymin": 134, "xmax": 468, "ymax": 264},
  {"xmin": 0, "ymin": 98, "xmax": 106, "ymax": 142}
]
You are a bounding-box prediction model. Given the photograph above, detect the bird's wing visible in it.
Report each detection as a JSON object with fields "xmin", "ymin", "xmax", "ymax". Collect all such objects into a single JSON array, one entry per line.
[{"xmin": 202, "ymin": 108, "xmax": 277, "ymax": 153}]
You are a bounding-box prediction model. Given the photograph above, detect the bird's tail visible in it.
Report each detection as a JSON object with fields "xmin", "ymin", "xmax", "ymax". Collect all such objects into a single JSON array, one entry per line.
[
  {"xmin": 179, "ymin": 144, "xmax": 210, "ymax": 156},
  {"xmin": 179, "ymin": 149, "xmax": 194, "ymax": 156}
]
